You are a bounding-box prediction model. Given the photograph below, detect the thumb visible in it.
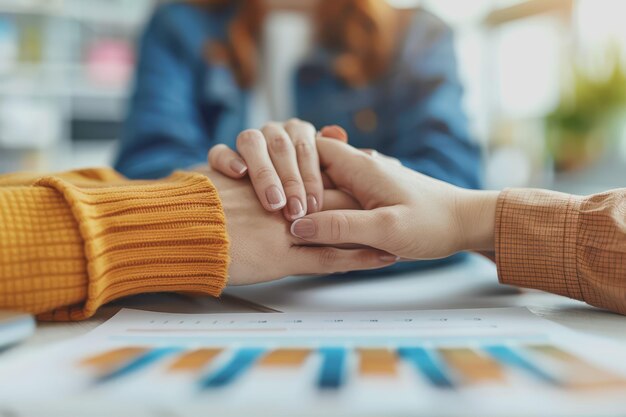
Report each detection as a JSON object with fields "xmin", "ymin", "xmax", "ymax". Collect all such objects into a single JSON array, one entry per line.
[
  {"xmin": 315, "ymin": 137, "xmax": 375, "ymax": 195},
  {"xmin": 290, "ymin": 209, "xmax": 391, "ymax": 249}
]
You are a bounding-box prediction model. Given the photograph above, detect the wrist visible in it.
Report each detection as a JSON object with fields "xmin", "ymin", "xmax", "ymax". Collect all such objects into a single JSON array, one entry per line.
[
  {"xmin": 188, "ymin": 164, "xmax": 212, "ymax": 176},
  {"xmin": 456, "ymin": 189, "xmax": 499, "ymax": 252}
]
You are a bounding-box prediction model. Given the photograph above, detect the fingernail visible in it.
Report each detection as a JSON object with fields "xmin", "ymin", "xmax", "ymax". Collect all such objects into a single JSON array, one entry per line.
[
  {"xmin": 288, "ymin": 197, "xmax": 305, "ymax": 219},
  {"xmin": 291, "ymin": 219, "xmax": 316, "ymax": 239},
  {"xmin": 323, "ymin": 125, "xmax": 348, "ymax": 141},
  {"xmin": 266, "ymin": 186, "xmax": 286, "ymax": 209},
  {"xmin": 230, "ymin": 159, "xmax": 247, "ymax": 175},
  {"xmin": 307, "ymin": 194, "xmax": 319, "ymax": 213},
  {"xmin": 380, "ymin": 254, "xmax": 400, "ymax": 263}
]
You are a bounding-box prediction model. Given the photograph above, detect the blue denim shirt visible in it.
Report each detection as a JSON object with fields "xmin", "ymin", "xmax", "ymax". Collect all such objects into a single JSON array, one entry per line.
[{"xmin": 115, "ymin": 2, "xmax": 481, "ymax": 273}]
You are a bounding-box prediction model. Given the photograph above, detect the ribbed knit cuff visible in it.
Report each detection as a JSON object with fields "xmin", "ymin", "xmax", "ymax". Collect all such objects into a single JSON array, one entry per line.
[{"xmin": 36, "ymin": 171, "xmax": 230, "ymax": 321}]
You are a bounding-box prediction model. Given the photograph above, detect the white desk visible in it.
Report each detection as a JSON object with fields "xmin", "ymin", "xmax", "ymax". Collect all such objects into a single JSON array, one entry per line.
[
  {"xmin": 3, "ymin": 254, "xmax": 625, "ymax": 365},
  {"xmin": 226, "ymin": 255, "xmax": 626, "ymax": 342},
  {"xmin": 0, "ymin": 294, "xmax": 251, "ymax": 363},
  {"xmin": 2, "ymin": 254, "xmax": 626, "ymax": 417}
]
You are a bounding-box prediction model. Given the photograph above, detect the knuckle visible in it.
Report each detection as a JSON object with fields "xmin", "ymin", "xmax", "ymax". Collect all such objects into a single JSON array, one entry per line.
[
  {"xmin": 286, "ymin": 118, "xmax": 315, "ymax": 133},
  {"xmin": 360, "ymin": 152, "xmax": 378, "ymax": 166},
  {"xmin": 353, "ymin": 153, "xmax": 380, "ymax": 176},
  {"xmin": 301, "ymin": 172, "xmax": 321, "ymax": 187},
  {"xmin": 207, "ymin": 146, "xmax": 221, "ymax": 163},
  {"xmin": 358, "ymin": 250, "xmax": 376, "ymax": 265},
  {"xmin": 209, "ymin": 145, "xmax": 229, "ymax": 167},
  {"xmin": 295, "ymin": 141, "xmax": 315, "ymax": 158},
  {"xmin": 330, "ymin": 213, "xmax": 350, "ymax": 242},
  {"xmin": 302, "ymin": 122, "xmax": 316, "ymax": 133},
  {"xmin": 211, "ymin": 143, "xmax": 228, "ymax": 152},
  {"xmin": 318, "ymin": 248, "xmax": 338, "ymax": 267},
  {"xmin": 269, "ymin": 134, "xmax": 293, "ymax": 155},
  {"xmin": 251, "ymin": 166, "xmax": 276, "ymax": 183},
  {"xmin": 262, "ymin": 121, "xmax": 282, "ymax": 131},
  {"xmin": 236, "ymin": 129, "xmax": 265, "ymax": 150},
  {"xmin": 281, "ymin": 177, "xmax": 303, "ymax": 191},
  {"xmin": 285, "ymin": 118, "xmax": 301, "ymax": 127},
  {"xmin": 380, "ymin": 209, "xmax": 401, "ymax": 230},
  {"xmin": 209, "ymin": 143, "xmax": 226, "ymax": 157}
]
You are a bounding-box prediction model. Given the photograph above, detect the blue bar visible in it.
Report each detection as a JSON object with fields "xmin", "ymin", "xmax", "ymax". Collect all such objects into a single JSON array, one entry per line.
[
  {"xmin": 398, "ymin": 347, "xmax": 454, "ymax": 389},
  {"xmin": 200, "ymin": 348, "xmax": 265, "ymax": 389},
  {"xmin": 97, "ymin": 347, "xmax": 181, "ymax": 383},
  {"xmin": 484, "ymin": 345, "xmax": 559, "ymax": 385},
  {"xmin": 318, "ymin": 347, "xmax": 347, "ymax": 390}
]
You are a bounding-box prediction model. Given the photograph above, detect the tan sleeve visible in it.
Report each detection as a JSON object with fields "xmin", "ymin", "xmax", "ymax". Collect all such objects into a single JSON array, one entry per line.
[
  {"xmin": 0, "ymin": 168, "xmax": 230, "ymax": 321},
  {"xmin": 495, "ymin": 188, "xmax": 626, "ymax": 315}
]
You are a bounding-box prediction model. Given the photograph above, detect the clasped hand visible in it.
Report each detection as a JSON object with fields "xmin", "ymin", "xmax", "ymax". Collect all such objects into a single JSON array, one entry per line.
[{"xmin": 203, "ymin": 119, "xmax": 497, "ymax": 286}]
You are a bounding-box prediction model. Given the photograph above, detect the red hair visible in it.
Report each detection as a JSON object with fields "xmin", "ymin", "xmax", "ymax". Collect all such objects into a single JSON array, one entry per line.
[{"xmin": 189, "ymin": 0, "xmax": 398, "ymax": 88}]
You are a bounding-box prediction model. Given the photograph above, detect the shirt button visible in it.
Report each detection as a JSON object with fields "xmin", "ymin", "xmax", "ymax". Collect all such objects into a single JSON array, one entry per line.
[{"xmin": 354, "ymin": 109, "xmax": 378, "ymax": 133}]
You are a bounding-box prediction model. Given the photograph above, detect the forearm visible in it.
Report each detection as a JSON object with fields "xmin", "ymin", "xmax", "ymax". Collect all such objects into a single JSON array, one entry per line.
[
  {"xmin": 457, "ymin": 189, "xmax": 499, "ymax": 252},
  {"xmin": 0, "ymin": 169, "xmax": 230, "ymax": 321}
]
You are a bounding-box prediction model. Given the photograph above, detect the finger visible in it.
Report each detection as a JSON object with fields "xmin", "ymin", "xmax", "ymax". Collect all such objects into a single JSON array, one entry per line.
[
  {"xmin": 321, "ymin": 172, "xmax": 336, "ymax": 189},
  {"xmin": 290, "ymin": 246, "xmax": 398, "ymax": 275},
  {"xmin": 322, "ymin": 189, "xmax": 360, "ymax": 210},
  {"xmin": 290, "ymin": 208, "xmax": 394, "ymax": 248},
  {"xmin": 376, "ymin": 153, "xmax": 402, "ymax": 166},
  {"xmin": 261, "ymin": 122, "xmax": 307, "ymax": 221},
  {"xmin": 383, "ymin": 155, "xmax": 403, "ymax": 166},
  {"xmin": 236, "ymin": 129, "xmax": 286, "ymax": 211},
  {"xmin": 208, "ymin": 144, "xmax": 248, "ymax": 178},
  {"xmin": 361, "ymin": 149, "xmax": 378, "ymax": 157},
  {"xmin": 361, "ymin": 149, "xmax": 401, "ymax": 165},
  {"xmin": 319, "ymin": 125, "xmax": 348, "ymax": 190},
  {"xmin": 316, "ymin": 137, "xmax": 377, "ymax": 193},
  {"xmin": 319, "ymin": 125, "xmax": 348, "ymax": 143},
  {"xmin": 284, "ymin": 119, "xmax": 324, "ymax": 214}
]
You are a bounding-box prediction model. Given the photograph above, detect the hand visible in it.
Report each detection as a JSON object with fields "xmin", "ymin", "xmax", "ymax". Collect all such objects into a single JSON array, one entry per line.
[
  {"xmin": 208, "ymin": 119, "xmax": 348, "ymax": 221},
  {"xmin": 289, "ymin": 138, "xmax": 499, "ymax": 260},
  {"xmin": 200, "ymin": 168, "xmax": 398, "ymax": 285}
]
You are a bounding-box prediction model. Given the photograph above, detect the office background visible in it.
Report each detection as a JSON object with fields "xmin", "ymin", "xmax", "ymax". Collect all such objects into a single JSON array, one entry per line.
[{"xmin": 0, "ymin": 0, "xmax": 624, "ymax": 194}]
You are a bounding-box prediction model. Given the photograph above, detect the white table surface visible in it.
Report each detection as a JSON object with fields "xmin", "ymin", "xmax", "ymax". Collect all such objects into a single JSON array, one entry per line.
[{"xmin": 3, "ymin": 254, "xmax": 625, "ymax": 366}]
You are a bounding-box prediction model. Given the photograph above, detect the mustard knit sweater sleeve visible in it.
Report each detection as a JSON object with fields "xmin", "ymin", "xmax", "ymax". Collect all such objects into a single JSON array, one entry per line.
[{"xmin": 0, "ymin": 168, "xmax": 229, "ymax": 321}]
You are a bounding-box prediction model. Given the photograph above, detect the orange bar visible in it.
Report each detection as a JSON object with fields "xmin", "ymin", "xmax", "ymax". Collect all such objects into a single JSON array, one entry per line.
[
  {"xmin": 358, "ymin": 349, "xmax": 398, "ymax": 376},
  {"xmin": 439, "ymin": 348, "xmax": 505, "ymax": 383},
  {"xmin": 258, "ymin": 349, "xmax": 311, "ymax": 368},
  {"xmin": 80, "ymin": 347, "xmax": 148, "ymax": 372},
  {"xmin": 529, "ymin": 345, "xmax": 626, "ymax": 390},
  {"xmin": 168, "ymin": 349, "xmax": 223, "ymax": 373}
]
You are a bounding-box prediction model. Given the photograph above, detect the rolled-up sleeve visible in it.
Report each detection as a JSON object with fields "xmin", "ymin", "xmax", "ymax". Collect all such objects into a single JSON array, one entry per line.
[{"xmin": 496, "ymin": 188, "xmax": 626, "ymax": 315}]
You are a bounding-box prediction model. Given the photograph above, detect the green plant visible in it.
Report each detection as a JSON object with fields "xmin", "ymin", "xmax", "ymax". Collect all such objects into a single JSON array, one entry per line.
[{"xmin": 546, "ymin": 44, "xmax": 626, "ymax": 170}]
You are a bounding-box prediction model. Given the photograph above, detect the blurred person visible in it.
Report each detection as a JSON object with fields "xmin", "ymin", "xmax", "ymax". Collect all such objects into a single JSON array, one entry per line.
[
  {"xmin": 286, "ymin": 137, "xmax": 626, "ymax": 316},
  {"xmin": 116, "ymin": 0, "xmax": 481, "ymax": 273},
  {"xmin": 116, "ymin": 0, "xmax": 481, "ymax": 208},
  {"xmin": 0, "ymin": 165, "xmax": 395, "ymax": 321}
]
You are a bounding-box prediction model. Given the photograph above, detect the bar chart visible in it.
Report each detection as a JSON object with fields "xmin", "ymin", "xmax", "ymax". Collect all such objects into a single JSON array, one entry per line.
[
  {"xmin": 2, "ymin": 308, "xmax": 626, "ymax": 417},
  {"xmin": 78, "ymin": 343, "xmax": 626, "ymax": 392}
]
